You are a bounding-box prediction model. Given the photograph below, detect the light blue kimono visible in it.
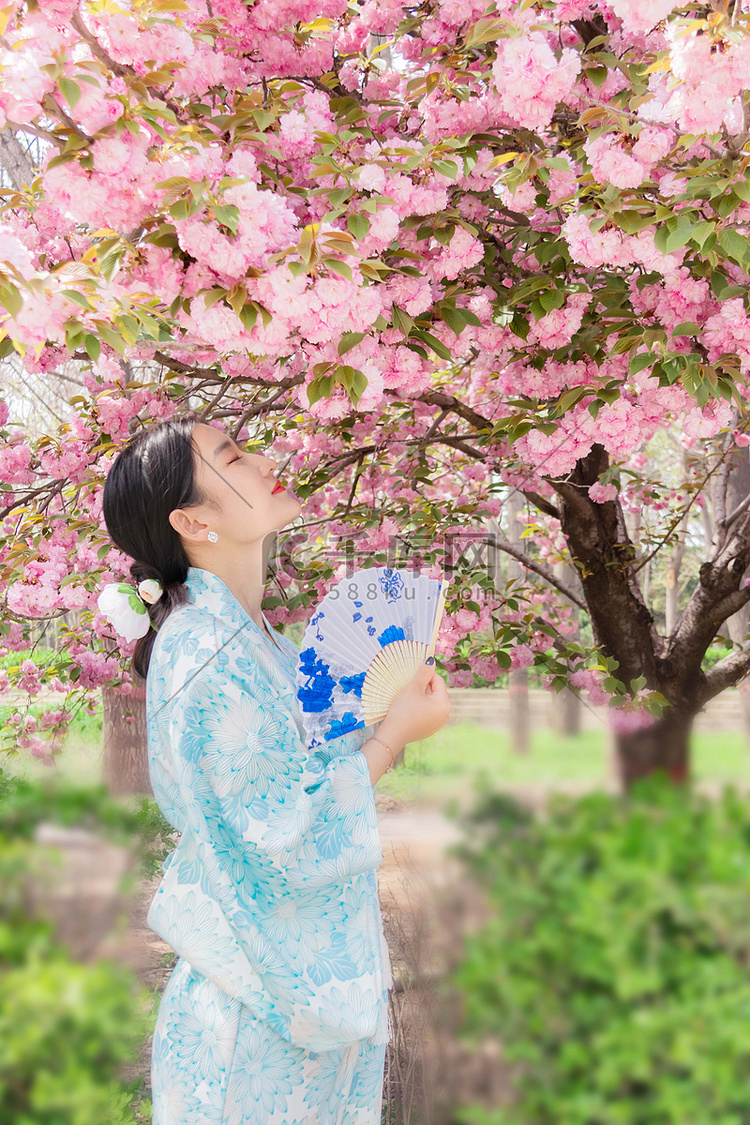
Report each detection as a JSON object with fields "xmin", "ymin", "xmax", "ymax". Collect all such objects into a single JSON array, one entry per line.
[{"xmin": 145, "ymin": 566, "xmax": 393, "ymax": 1124}]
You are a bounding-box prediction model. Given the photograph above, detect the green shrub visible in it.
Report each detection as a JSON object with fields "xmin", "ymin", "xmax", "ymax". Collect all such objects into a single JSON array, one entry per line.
[
  {"xmin": 448, "ymin": 775, "xmax": 750, "ymax": 1125},
  {"xmin": 0, "ymin": 770, "xmax": 170, "ymax": 1124},
  {"xmin": 0, "ymin": 952, "xmax": 154, "ymax": 1125}
]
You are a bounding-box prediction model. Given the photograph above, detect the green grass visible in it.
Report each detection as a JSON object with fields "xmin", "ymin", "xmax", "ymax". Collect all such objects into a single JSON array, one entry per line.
[
  {"xmin": 3, "ymin": 714, "xmax": 750, "ymax": 809},
  {"xmin": 374, "ymin": 723, "xmax": 750, "ymax": 808}
]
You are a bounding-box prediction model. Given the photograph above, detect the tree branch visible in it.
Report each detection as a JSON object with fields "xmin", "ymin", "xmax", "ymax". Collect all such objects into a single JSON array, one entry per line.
[
  {"xmin": 486, "ymin": 532, "xmax": 588, "ymax": 610},
  {"xmin": 521, "ymin": 489, "xmax": 560, "ymax": 519},
  {"xmin": 722, "ymin": 487, "xmax": 750, "ymax": 531},
  {"xmin": 703, "ymin": 634, "xmax": 750, "ymax": 702}
]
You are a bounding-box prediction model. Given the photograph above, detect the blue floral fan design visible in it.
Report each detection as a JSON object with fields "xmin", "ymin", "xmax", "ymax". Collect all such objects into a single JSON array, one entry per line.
[{"xmin": 295, "ymin": 566, "xmax": 448, "ymax": 750}]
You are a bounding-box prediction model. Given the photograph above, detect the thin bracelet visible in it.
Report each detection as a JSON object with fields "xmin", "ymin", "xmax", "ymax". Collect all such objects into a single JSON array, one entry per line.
[{"xmin": 368, "ymin": 735, "xmax": 395, "ymax": 774}]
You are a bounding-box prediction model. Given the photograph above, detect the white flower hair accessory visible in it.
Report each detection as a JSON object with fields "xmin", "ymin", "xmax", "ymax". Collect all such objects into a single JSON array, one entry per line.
[{"xmin": 97, "ymin": 578, "xmax": 164, "ymax": 642}]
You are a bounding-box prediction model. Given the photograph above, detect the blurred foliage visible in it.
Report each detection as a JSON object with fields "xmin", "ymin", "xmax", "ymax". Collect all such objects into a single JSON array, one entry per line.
[
  {"xmin": 448, "ymin": 775, "xmax": 750, "ymax": 1125},
  {"xmin": 702, "ymin": 640, "xmax": 734, "ymax": 670},
  {"xmin": 0, "ymin": 951, "xmax": 154, "ymax": 1125},
  {"xmin": 0, "ymin": 770, "xmax": 174, "ymax": 879},
  {"xmin": 0, "ymin": 698, "xmax": 103, "ymax": 747},
  {"xmin": 0, "ymin": 769, "xmax": 174, "ymax": 1124},
  {"xmin": 0, "ymin": 645, "xmax": 56, "ymax": 672}
]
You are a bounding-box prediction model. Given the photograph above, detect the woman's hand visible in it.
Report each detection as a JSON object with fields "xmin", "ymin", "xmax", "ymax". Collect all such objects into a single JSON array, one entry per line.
[{"xmin": 378, "ymin": 661, "xmax": 452, "ymax": 747}]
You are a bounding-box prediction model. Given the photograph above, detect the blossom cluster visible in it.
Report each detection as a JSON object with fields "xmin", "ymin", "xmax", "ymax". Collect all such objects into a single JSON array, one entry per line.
[{"xmin": 1, "ymin": 0, "xmax": 750, "ymax": 753}]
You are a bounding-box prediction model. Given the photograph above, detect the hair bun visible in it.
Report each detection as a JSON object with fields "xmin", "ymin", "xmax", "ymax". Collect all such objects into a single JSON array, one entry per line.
[{"xmin": 130, "ymin": 561, "xmax": 163, "ymax": 585}]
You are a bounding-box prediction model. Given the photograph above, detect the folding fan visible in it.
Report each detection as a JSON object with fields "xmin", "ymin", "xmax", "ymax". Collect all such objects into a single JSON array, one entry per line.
[{"xmin": 294, "ymin": 565, "xmax": 448, "ymax": 750}]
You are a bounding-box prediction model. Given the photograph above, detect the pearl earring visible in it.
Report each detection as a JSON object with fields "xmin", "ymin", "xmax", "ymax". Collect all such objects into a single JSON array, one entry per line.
[{"xmin": 207, "ymin": 530, "xmax": 218, "ymax": 543}]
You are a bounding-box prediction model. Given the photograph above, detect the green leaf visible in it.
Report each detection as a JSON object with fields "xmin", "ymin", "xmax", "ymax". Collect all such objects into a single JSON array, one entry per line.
[
  {"xmin": 58, "ymin": 77, "xmax": 81, "ymax": 108},
  {"xmin": 630, "ymin": 353, "xmax": 656, "ymax": 376},
  {"xmin": 0, "ymin": 283, "xmax": 22, "ymax": 318},
  {"xmin": 433, "ymin": 159, "xmax": 458, "ymax": 179},
  {"xmin": 347, "ymin": 213, "xmax": 371, "ymax": 240},
  {"xmin": 539, "ymin": 289, "xmax": 565, "ymax": 313},
  {"xmin": 392, "ymin": 305, "xmax": 414, "ymax": 336},
  {"xmin": 169, "ymin": 198, "xmax": 191, "ymax": 221},
  {"xmin": 351, "ymin": 367, "xmax": 368, "ymax": 401},
  {"xmin": 115, "ymin": 314, "xmax": 140, "ymax": 345},
  {"xmin": 664, "ymin": 218, "xmax": 695, "ymax": 254},
  {"xmin": 307, "ymin": 375, "xmax": 335, "ymax": 407},
  {"xmin": 201, "ymin": 287, "xmax": 227, "ymax": 309},
  {"xmin": 671, "ymin": 321, "xmax": 700, "ymax": 337},
  {"xmin": 411, "ymin": 329, "xmax": 452, "ymax": 361},
  {"xmin": 214, "ymin": 204, "xmax": 240, "ymax": 234},
  {"xmin": 61, "ymin": 289, "xmax": 94, "ymax": 312},
  {"xmin": 718, "ymin": 227, "xmax": 750, "ymax": 267},
  {"xmin": 127, "ymin": 594, "xmax": 148, "ymax": 616},
  {"xmin": 716, "ymin": 190, "xmax": 743, "ymax": 218},
  {"xmin": 238, "ymin": 303, "xmax": 258, "ymax": 332},
  {"xmin": 323, "ymin": 258, "xmax": 352, "ymax": 281},
  {"xmin": 510, "ymin": 314, "xmax": 529, "ymax": 341},
  {"xmin": 95, "ymin": 322, "xmax": 126, "ymax": 356},
  {"xmin": 432, "ymin": 225, "xmax": 454, "ymax": 246},
  {"xmin": 84, "ymin": 334, "xmax": 101, "ymax": 363},
  {"xmin": 653, "ymin": 224, "xmax": 671, "ymax": 255},
  {"xmin": 585, "ymin": 65, "xmax": 608, "ymax": 89},
  {"xmin": 689, "ymin": 220, "xmax": 715, "ymax": 251},
  {"xmin": 338, "ymin": 331, "xmax": 366, "ymax": 355},
  {"xmin": 438, "ymin": 306, "xmax": 467, "ymax": 336},
  {"xmin": 529, "ymin": 297, "xmax": 545, "ymax": 322}
]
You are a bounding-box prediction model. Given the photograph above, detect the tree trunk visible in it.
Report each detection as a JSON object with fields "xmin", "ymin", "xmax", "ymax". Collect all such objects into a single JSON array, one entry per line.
[
  {"xmin": 553, "ymin": 445, "xmax": 699, "ymax": 789},
  {"xmin": 723, "ymin": 443, "xmax": 750, "ymax": 745},
  {"xmin": 664, "ymin": 548, "xmax": 683, "ymax": 637},
  {"xmin": 551, "ymin": 686, "xmax": 582, "ymax": 737},
  {"xmin": 665, "ymin": 451, "xmax": 690, "ymax": 638},
  {"xmin": 550, "ymin": 560, "xmax": 582, "ymax": 736},
  {"xmin": 506, "ymin": 491, "xmax": 530, "ymax": 754},
  {"xmin": 101, "ymin": 677, "xmax": 153, "ymax": 797},
  {"xmin": 613, "ymin": 712, "xmax": 692, "ymax": 790}
]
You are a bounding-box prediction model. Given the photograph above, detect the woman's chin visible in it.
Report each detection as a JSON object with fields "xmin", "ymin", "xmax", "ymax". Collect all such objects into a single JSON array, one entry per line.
[{"xmin": 279, "ymin": 495, "xmax": 303, "ymax": 524}]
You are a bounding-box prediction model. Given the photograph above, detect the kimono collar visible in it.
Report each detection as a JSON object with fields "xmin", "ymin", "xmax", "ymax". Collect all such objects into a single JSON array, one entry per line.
[{"xmin": 184, "ymin": 566, "xmax": 272, "ymax": 645}]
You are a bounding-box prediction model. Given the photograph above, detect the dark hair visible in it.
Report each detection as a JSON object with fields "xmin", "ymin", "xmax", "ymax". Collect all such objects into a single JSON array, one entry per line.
[{"xmin": 101, "ymin": 408, "xmax": 212, "ymax": 681}]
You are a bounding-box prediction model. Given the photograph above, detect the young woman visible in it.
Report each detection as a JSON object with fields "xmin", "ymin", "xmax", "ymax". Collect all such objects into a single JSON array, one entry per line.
[{"xmin": 101, "ymin": 409, "xmax": 451, "ymax": 1125}]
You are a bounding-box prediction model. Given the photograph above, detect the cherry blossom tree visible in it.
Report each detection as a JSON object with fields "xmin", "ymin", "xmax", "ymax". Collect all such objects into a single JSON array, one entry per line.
[{"xmin": 3, "ymin": 0, "xmax": 750, "ymax": 787}]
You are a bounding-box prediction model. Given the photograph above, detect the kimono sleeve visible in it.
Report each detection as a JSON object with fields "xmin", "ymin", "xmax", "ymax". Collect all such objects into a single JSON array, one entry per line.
[{"xmin": 164, "ymin": 634, "xmax": 383, "ymax": 891}]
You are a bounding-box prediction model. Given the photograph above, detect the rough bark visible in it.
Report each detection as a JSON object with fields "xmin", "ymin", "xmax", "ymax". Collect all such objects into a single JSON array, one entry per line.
[
  {"xmin": 542, "ymin": 439, "xmax": 750, "ymax": 789},
  {"xmin": 0, "ymin": 128, "xmax": 37, "ymax": 188},
  {"xmin": 551, "ymin": 445, "xmax": 691, "ymax": 785},
  {"xmin": 552, "ymin": 445, "xmax": 664, "ymax": 688},
  {"xmin": 101, "ymin": 677, "xmax": 152, "ymax": 797}
]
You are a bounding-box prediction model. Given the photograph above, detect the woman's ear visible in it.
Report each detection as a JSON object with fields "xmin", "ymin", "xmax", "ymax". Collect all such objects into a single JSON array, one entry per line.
[{"xmin": 169, "ymin": 507, "xmax": 209, "ymax": 542}]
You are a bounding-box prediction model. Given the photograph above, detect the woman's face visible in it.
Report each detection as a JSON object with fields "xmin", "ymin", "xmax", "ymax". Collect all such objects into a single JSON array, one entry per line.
[{"xmin": 185, "ymin": 422, "xmax": 302, "ymax": 547}]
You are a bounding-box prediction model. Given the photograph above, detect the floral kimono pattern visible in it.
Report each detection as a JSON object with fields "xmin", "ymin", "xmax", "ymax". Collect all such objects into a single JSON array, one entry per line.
[{"xmin": 145, "ymin": 566, "xmax": 393, "ymax": 1124}]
